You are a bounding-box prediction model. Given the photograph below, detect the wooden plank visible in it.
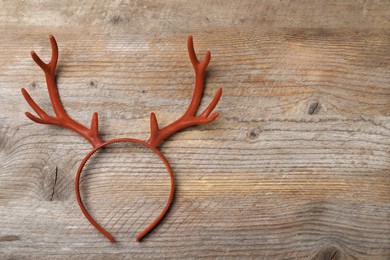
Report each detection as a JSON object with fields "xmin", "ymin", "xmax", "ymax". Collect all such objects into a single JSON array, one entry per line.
[
  {"xmin": 0, "ymin": 0, "xmax": 389, "ymax": 30},
  {"xmin": 0, "ymin": 1, "xmax": 389, "ymax": 259}
]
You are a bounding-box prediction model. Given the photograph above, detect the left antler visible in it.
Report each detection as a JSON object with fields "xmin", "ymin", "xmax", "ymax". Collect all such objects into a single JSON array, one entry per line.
[
  {"xmin": 147, "ymin": 35, "xmax": 222, "ymax": 147},
  {"xmin": 21, "ymin": 35, "xmax": 103, "ymax": 147}
]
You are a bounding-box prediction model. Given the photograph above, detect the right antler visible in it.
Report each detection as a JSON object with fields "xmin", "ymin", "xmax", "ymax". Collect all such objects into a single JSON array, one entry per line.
[
  {"xmin": 21, "ymin": 35, "xmax": 103, "ymax": 147},
  {"xmin": 147, "ymin": 35, "xmax": 222, "ymax": 148}
]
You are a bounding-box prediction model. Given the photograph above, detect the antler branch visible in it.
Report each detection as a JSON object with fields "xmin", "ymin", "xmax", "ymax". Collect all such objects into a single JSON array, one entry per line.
[
  {"xmin": 21, "ymin": 35, "xmax": 103, "ymax": 147},
  {"xmin": 147, "ymin": 35, "xmax": 222, "ymax": 148}
]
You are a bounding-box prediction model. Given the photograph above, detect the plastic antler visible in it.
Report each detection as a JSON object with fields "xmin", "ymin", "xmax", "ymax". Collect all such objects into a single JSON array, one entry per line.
[
  {"xmin": 147, "ymin": 35, "xmax": 222, "ymax": 147},
  {"xmin": 21, "ymin": 35, "xmax": 103, "ymax": 147}
]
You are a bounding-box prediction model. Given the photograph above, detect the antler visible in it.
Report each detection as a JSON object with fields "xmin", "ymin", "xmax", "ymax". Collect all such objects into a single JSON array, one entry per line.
[
  {"xmin": 147, "ymin": 35, "xmax": 222, "ymax": 147},
  {"xmin": 21, "ymin": 35, "xmax": 103, "ymax": 147}
]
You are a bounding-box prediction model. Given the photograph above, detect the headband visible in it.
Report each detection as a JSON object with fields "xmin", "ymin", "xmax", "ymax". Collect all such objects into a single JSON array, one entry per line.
[{"xmin": 22, "ymin": 35, "xmax": 222, "ymax": 242}]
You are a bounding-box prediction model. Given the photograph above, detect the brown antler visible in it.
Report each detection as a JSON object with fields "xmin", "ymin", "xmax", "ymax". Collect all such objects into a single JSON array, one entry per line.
[
  {"xmin": 21, "ymin": 35, "xmax": 103, "ymax": 147},
  {"xmin": 147, "ymin": 35, "xmax": 222, "ymax": 147}
]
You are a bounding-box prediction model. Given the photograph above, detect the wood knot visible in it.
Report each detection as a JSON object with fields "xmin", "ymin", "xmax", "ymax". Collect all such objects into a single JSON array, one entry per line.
[
  {"xmin": 89, "ymin": 80, "xmax": 98, "ymax": 88},
  {"xmin": 308, "ymin": 101, "xmax": 320, "ymax": 115},
  {"xmin": 29, "ymin": 81, "xmax": 38, "ymax": 88},
  {"xmin": 109, "ymin": 15, "xmax": 123, "ymax": 24},
  {"xmin": 247, "ymin": 128, "xmax": 261, "ymax": 140},
  {"xmin": 313, "ymin": 246, "xmax": 341, "ymax": 260}
]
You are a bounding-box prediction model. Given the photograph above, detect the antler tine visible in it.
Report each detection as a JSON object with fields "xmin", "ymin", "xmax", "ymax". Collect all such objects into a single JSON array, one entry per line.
[
  {"xmin": 22, "ymin": 35, "xmax": 103, "ymax": 147},
  {"xmin": 147, "ymin": 35, "xmax": 222, "ymax": 148},
  {"xmin": 30, "ymin": 35, "xmax": 58, "ymax": 73},
  {"xmin": 185, "ymin": 35, "xmax": 211, "ymax": 117}
]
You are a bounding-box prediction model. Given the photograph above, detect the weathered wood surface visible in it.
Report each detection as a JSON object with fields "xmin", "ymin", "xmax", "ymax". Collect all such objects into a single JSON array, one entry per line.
[{"xmin": 0, "ymin": 1, "xmax": 389, "ymax": 259}]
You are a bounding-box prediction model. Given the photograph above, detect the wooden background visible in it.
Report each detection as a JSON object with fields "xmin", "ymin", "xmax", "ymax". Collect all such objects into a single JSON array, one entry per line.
[{"xmin": 0, "ymin": 1, "xmax": 389, "ymax": 259}]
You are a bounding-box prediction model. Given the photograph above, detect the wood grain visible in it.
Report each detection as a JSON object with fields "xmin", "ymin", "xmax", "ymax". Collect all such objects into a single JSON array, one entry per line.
[{"xmin": 0, "ymin": 0, "xmax": 389, "ymax": 259}]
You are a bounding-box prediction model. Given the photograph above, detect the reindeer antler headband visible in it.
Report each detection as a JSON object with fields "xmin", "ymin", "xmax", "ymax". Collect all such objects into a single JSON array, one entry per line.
[{"xmin": 22, "ymin": 35, "xmax": 222, "ymax": 242}]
